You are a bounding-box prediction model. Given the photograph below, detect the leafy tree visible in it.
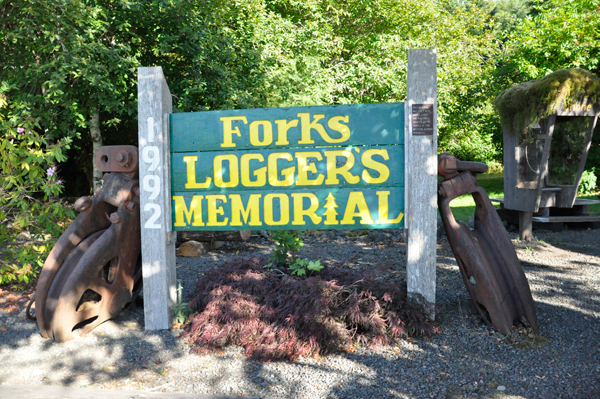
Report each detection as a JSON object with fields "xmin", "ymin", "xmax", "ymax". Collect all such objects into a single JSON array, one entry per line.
[
  {"xmin": 258, "ymin": 0, "xmax": 502, "ymax": 161},
  {"xmin": 112, "ymin": 0, "xmax": 268, "ymax": 112},
  {"xmin": 498, "ymin": 0, "xmax": 600, "ymax": 83},
  {"xmin": 490, "ymin": 0, "xmax": 534, "ymax": 35},
  {"xmin": 0, "ymin": 0, "xmax": 140, "ymax": 190},
  {"xmin": 0, "ymin": 0, "xmax": 277, "ymax": 284},
  {"xmin": 496, "ymin": 0, "xmax": 600, "ymax": 167}
]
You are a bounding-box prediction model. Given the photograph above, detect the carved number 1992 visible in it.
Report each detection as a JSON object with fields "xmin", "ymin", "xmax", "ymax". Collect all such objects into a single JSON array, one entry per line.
[{"xmin": 142, "ymin": 117, "xmax": 162, "ymax": 229}]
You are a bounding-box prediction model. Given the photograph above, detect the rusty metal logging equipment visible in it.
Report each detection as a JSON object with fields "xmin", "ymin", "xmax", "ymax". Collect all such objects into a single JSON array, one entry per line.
[
  {"xmin": 438, "ymin": 153, "xmax": 539, "ymax": 335},
  {"xmin": 33, "ymin": 146, "xmax": 142, "ymax": 342}
]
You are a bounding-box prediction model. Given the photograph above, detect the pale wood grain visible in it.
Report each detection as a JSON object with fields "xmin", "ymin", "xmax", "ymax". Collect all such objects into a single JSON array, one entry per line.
[
  {"xmin": 405, "ymin": 49, "xmax": 438, "ymax": 319},
  {"xmin": 138, "ymin": 67, "xmax": 177, "ymax": 330}
]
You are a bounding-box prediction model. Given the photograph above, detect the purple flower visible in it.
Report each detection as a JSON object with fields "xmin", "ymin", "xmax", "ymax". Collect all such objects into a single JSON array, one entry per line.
[
  {"xmin": 56, "ymin": 180, "xmax": 62, "ymax": 185},
  {"xmin": 47, "ymin": 166, "xmax": 55, "ymax": 177},
  {"xmin": 17, "ymin": 127, "xmax": 24, "ymax": 134}
]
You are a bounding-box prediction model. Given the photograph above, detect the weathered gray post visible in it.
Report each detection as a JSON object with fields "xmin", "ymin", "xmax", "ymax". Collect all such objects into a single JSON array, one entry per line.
[
  {"xmin": 405, "ymin": 49, "xmax": 438, "ymax": 318},
  {"xmin": 138, "ymin": 67, "xmax": 177, "ymax": 330}
]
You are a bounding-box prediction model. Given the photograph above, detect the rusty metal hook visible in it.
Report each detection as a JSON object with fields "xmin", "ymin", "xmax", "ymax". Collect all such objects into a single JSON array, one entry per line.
[
  {"xmin": 34, "ymin": 146, "xmax": 142, "ymax": 342},
  {"xmin": 438, "ymin": 153, "xmax": 539, "ymax": 334}
]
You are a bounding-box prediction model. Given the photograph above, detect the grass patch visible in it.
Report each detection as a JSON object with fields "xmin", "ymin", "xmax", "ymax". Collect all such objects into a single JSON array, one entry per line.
[
  {"xmin": 579, "ymin": 192, "xmax": 600, "ymax": 215},
  {"xmin": 446, "ymin": 172, "xmax": 600, "ymax": 221},
  {"xmin": 508, "ymin": 332, "xmax": 550, "ymax": 349},
  {"xmin": 447, "ymin": 172, "xmax": 505, "ymax": 222}
]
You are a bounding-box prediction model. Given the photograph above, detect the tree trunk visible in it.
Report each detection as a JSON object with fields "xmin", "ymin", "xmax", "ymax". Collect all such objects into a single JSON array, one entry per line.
[{"xmin": 90, "ymin": 111, "xmax": 103, "ymax": 192}]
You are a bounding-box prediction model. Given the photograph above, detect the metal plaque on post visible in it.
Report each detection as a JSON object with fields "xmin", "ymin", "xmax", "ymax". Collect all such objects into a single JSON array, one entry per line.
[{"xmin": 412, "ymin": 104, "xmax": 434, "ymax": 136}]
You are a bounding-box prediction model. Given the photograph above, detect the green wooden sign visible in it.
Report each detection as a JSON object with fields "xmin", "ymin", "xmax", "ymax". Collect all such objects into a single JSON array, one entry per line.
[{"xmin": 170, "ymin": 103, "xmax": 405, "ymax": 230}]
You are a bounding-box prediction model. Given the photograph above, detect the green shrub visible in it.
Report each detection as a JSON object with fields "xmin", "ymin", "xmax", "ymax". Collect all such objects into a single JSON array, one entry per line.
[
  {"xmin": 579, "ymin": 169, "xmax": 597, "ymax": 194},
  {"xmin": 0, "ymin": 94, "xmax": 75, "ymax": 285}
]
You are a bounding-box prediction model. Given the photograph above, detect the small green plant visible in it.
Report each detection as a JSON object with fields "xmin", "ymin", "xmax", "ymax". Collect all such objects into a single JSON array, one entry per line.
[
  {"xmin": 267, "ymin": 230, "xmax": 305, "ymax": 267},
  {"xmin": 288, "ymin": 259, "xmax": 324, "ymax": 276},
  {"xmin": 525, "ymin": 246, "xmax": 534, "ymax": 254},
  {"xmin": 172, "ymin": 280, "xmax": 192, "ymax": 324},
  {"xmin": 579, "ymin": 168, "xmax": 597, "ymax": 194},
  {"xmin": 266, "ymin": 231, "xmax": 324, "ymax": 276}
]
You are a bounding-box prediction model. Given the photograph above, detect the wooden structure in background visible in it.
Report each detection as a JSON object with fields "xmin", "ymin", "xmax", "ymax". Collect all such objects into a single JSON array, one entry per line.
[{"xmin": 501, "ymin": 101, "xmax": 600, "ymax": 240}]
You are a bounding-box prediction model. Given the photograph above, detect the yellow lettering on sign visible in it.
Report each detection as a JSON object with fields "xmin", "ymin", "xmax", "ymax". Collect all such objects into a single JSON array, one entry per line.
[
  {"xmin": 220, "ymin": 116, "xmax": 247, "ymax": 148},
  {"xmin": 296, "ymin": 152, "xmax": 324, "ymax": 185},
  {"xmin": 326, "ymin": 115, "xmax": 351, "ymax": 143},
  {"xmin": 249, "ymin": 120, "xmax": 273, "ymax": 146},
  {"xmin": 240, "ymin": 153, "xmax": 266, "ymax": 187},
  {"xmin": 341, "ymin": 192, "xmax": 374, "ymax": 225},
  {"xmin": 268, "ymin": 152, "xmax": 295, "ymax": 186},
  {"xmin": 183, "ymin": 156, "xmax": 212, "ymax": 189},
  {"xmin": 297, "ymin": 113, "xmax": 352, "ymax": 144},
  {"xmin": 230, "ymin": 194, "xmax": 262, "ymax": 226},
  {"xmin": 275, "ymin": 119, "xmax": 299, "ymax": 145},
  {"xmin": 375, "ymin": 191, "xmax": 403, "ymax": 224},
  {"xmin": 173, "ymin": 195, "xmax": 204, "ymax": 227},
  {"xmin": 325, "ymin": 150, "xmax": 360, "ymax": 185},
  {"xmin": 291, "ymin": 193, "xmax": 322, "ymax": 225},
  {"xmin": 206, "ymin": 194, "xmax": 228, "ymax": 226},
  {"xmin": 566, "ymin": 103, "xmax": 593, "ymax": 112},
  {"xmin": 264, "ymin": 193, "xmax": 289, "ymax": 225},
  {"xmin": 297, "ymin": 113, "xmax": 326, "ymax": 144},
  {"xmin": 361, "ymin": 149, "xmax": 390, "ymax": 184},
  {"xmin": 214, "ymin": 154, "xmax": 239, "ymax": 188}
]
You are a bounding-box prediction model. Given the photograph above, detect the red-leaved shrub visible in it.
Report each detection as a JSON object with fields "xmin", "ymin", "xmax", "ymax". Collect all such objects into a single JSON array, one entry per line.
[{"xmin": 183, "ymin": 256, "xmax": 439, "ymax": 361}]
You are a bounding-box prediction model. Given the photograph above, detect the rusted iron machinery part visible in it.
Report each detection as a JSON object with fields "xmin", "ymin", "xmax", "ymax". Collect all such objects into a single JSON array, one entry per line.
[
  {"xmin": 35, "ymin": 198, "xmax": 113, "ymax": 338},
  {"xmin": 34, "ymin": 146, "xmax": 141, "ymax": 342},
  {"xmin": 94, "ymin": 145, "xmax": 139, "ymax": 175},
  {"xmin": 438, "ymin": 153, "xmax": 539, "ymax": 335},
  {"xmin": 46, "ymin": 206, "xmax": 141, "ymax": 342}
]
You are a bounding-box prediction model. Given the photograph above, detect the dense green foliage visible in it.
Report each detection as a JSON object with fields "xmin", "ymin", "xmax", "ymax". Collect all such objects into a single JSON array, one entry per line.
[
  {"xmin": 579, "ymin": 169, "xmax": 597, "ymax": 194},
  {"xmin": 498, "ymin": 0, "xmax": 600, "ymax": 82},
  {"xmin": 2, "ymin": 0, "xmax": 600, "ymax": 284},
  {"xmin": 0, "ymin": 106, "xmax": 75, "ymax": 284},
  {"xmin": 257, "ymin": 0, "xmax": 501, "ymax": 161}
]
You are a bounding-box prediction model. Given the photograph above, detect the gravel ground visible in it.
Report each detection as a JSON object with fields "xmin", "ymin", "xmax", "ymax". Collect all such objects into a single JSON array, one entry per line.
[{"xmin": 1, "ymin": 227, "xmax": 599, "ymax": 399}]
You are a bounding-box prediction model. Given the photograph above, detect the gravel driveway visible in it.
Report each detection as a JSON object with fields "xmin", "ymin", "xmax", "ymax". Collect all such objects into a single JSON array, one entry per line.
[{"xmin": 1, "ymin": 227, "xmax": 599, "ymax": 399}]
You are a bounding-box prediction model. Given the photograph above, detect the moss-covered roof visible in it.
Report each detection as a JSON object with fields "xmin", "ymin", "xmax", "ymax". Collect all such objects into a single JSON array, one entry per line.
[{"xmin": 494, "ymin": 69, "xmax": 600, "ymax": 138}]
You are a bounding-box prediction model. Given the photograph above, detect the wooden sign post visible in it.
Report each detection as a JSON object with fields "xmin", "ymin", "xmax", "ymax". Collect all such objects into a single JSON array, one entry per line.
[
  {"xmin": 138, "ymin": 49, "xmax": 437, "ymax": 330},
  {"xmin": 138, "ymin": 67, "xmax": 177, "ymax": 330},
  {"xmin": 405, "ymin": 49, "xmax": 438, "ymax": 318}
]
